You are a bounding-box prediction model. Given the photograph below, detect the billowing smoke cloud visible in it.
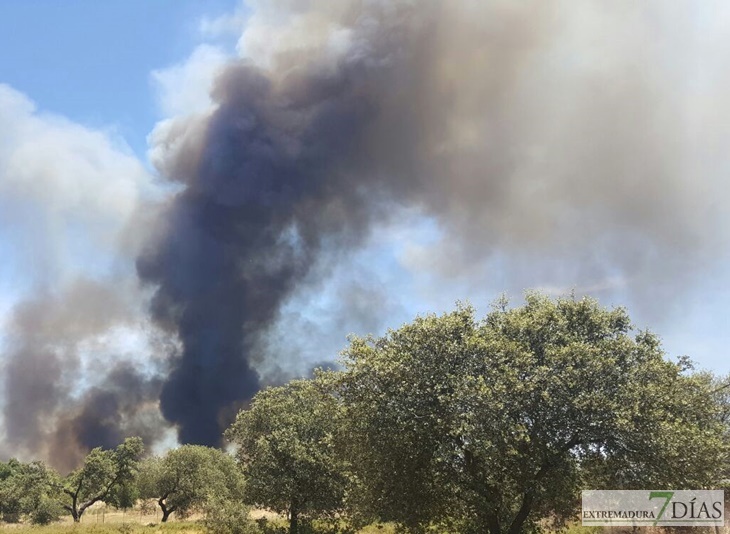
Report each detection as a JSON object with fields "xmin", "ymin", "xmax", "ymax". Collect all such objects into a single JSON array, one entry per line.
[
  {"xmin": 0, "ymin": 85, "xmax": 166, "ymax": 469},
  {"xmin": 49, "ymin": 363, "xmax": 164, "ymax": 472},
  {"xmin": 2, "ymin": 0, "xmax": 730, "ymax": 463},
  {"xmin": 1, "ymin": 279, "xmax": 165, "ymax": 472},
  {"xmin": 139, "ymin": 0, "xmax": 729, "ymax": 445},
  {"xmin": 137, "ymin": 59, "xmax": 380, "ymax": 444}
]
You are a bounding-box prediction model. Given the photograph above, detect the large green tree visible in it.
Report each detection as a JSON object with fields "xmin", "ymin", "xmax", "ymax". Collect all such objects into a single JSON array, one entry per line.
[
  {"xmin": 226, "ymin": 379, "xmax": 348, "ymax": 534},
  {"xmin": 333, "ymin": 294, "xmax": 727, "ymax": 534},
  {"xmin": 138, "ymin": 445, "xmax": 244, "ymax": 522},
  {"xmin": 59, "ymin": 436, "xmax": 144, "ymax": 522}
]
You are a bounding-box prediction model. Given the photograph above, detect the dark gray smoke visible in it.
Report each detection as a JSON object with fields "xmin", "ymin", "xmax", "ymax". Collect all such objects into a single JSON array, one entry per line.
[
  {"xmin": 137, "ymin": 57, "xmax": 387, "ymax": 444},
  {"xmin": 138, "ymin": 0, "xmax": 728, "ymax": 444},
  {"xmin": 0, "ymin": 80, "xmax": 163, "ymax": 468},
  {"xmin": 50, "ymin": 364, "xmax": 164, "ymax": 472},
  {"xmin": 141, "ymin": 0, "xmax": 441, "ymax": 445},
  {"xmin": 1, "ymin": 280, "xmax": 163, "ymax": 471},
  {"xmin": 2, "ymin": 0, "xmax": 728, "ymax": 462}
]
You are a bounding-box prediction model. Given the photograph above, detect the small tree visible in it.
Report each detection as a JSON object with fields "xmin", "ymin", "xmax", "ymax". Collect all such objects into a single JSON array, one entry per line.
[
  {"xmin": 0, "ymin": 459, "xmax": 24, "ymax": 523},
  {"xmin": 335, "ymin": 294, "xmax": 728, "ymax": 533},
  {"xmin": 226, "ymin": 379, "xmax": 349, "ymax": 534},
  {"xmin": 0, "ymin": 459, "xmax": 62, "ymax": 524},
  {"xmin": 138, "ymin": 445, "xmax": 244, "ymax": 522},
  {"xmin": 107, "ymin": 480, "xmax": 140, "ymax": 511},
  {"xmin": 59, "ymin": 436, "xmax": 144, "ymax": 522}
]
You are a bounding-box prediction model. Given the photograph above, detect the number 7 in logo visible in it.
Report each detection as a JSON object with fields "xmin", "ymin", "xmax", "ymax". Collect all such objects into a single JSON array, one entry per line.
[{"xmin": 649, "ymin": 491, "xmax": 674, "ymax": 525}]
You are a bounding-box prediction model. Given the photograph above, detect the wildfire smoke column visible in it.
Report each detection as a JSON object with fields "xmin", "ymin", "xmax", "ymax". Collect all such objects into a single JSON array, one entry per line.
[
  {"xmin": 136, "ymin": 3, "xmax": 411, "ymax": 444},
  {"xmin": 137, "ymin": 0, "xmax": 727, "ymax": 444}
]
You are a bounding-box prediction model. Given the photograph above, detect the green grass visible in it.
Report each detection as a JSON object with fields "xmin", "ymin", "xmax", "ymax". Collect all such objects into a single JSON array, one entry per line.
[
  {"xmin": 0, "ymin": 524, "xmax": 204, "ymax": 534},
  {"xmin": 0, "ymin": 520, "xmax": 606, "ymax": 534},
  {"xmin": 559, "ymin": 524, "xmax": 601, "ymax": 534},
  {"xmin": 0, "ymin": 518, "xmax": 399, "ymax": 534}
]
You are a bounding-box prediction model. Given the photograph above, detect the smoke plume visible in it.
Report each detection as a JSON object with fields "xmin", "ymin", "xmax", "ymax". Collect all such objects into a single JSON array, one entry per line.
[
  {"xmin": 0, "ymin": 84, "xmax": 163, "ymax": 469},
  {"xmin": 139, "ymin": 0, "xmax": 728, "ymax": 445},
  {"xmin": 1, "ymin": 0, "xmax": 729, "ymax": 462},
  {"xmin": 1, "ymin": 280, "xmax": 163, "ymax": 472}
]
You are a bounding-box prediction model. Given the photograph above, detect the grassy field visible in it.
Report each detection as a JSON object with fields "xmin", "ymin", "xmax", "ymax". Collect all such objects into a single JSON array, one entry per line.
[
  {"xmin": 0, "ymin": 521, "xmax": 402, "ymax": 534},
  {"xmin": 3, "ymin": 520, "xmax": 711, "ymax": 534},
  {"xmin": 0, "ymin": 517, "xmax": 609, "ymax": 534},
  {"xmin": 0, "ymin": 509, "xmax": 680, "ymax": 534},
  {"xmin": 0, "ymin": 507, "xmax": 401, "ymax": 534},
  {"xmin": 0, "ymin": 524, "xmax": 203, "ymax": 534}
]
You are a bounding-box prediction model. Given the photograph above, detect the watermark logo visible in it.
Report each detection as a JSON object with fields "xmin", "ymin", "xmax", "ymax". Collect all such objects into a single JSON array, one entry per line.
[{"xmin": 582, "ymin": 490, "xmax": 724, "ymax": 526}]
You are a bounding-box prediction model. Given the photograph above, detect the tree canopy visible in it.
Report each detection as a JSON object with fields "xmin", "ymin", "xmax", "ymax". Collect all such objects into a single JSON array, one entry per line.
[
  {"xmin": 333, "ymin": 294, "xmax": 728, "ymax": 533},
  {"xmin": 226, "ymin": 379, "xmax": 349, "ymax": 534},
  {"xmin": 138, "ymin": 444, "xmax": 245, "ymax": 522},
  {"xmin": 1, "ymin": 293, "xmax": 727, "ymax": 534},
  {"xmin": 59, "ymin": 436, "xmax": 144, "ymax": 522},
  {"xmin": 0, "ymin": 459, "xmax": 62, "ymax": 524}
]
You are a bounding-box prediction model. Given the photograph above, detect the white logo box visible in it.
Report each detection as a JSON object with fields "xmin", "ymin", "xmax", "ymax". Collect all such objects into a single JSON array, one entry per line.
[{"xmin": 582, "ymin": 490, "xmax": 725, "ymax": 526}]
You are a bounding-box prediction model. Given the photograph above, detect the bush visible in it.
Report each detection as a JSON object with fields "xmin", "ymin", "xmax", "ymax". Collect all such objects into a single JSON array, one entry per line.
[
  {"xmin": 203, "ymin": 499, "xmax": 260, "ymax": 534},
  {"xmin": 30, "ymin": 495, "xmax": 63, "ymax": 525}
]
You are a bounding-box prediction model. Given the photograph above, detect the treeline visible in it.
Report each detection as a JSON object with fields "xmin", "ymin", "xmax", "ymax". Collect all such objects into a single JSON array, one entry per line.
[{"xmin": 2, "ymin": 294, "xmax": 730, "ymax": 534}]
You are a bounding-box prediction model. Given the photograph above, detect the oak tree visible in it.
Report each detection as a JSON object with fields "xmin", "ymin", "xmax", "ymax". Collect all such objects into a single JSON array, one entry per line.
[
  {"xmin": 138, "ymin": 445, "xmax": 244, "ymax": 522},
  {"xmin": 226, "ymin": 380, "xmax": 348, "ymax": 534},
  {"xmin": 334, "ymin": 294, "xmax": 727, "ymax": 534},
  {"xmin": 59, "ymin": 436, "xmax": 144, "ymax": 522},
  {"xmin": 0, "ymin": 459, "xmax": 62, "ymax": 524}
]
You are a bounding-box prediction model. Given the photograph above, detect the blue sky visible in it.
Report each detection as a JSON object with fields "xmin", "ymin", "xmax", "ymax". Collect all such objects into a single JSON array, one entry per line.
[
  {"xmin": 0, "ymin": 0, "xmax": 239, "ymax": 157},
  {"xmin": 0, "ymin": 0, "xmax": 730, "ymax": 453}
]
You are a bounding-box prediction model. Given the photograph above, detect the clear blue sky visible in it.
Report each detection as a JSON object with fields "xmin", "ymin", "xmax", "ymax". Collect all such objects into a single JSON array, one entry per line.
[{"xmin": 0, "ymin": 0, "xmax": 238, "ymax": 157}]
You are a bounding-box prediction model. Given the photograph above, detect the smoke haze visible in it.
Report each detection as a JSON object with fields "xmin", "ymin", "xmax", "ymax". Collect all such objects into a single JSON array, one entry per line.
[{"xmin": 1, "ymin": 0, "xmax": 729, "ymax": 465}]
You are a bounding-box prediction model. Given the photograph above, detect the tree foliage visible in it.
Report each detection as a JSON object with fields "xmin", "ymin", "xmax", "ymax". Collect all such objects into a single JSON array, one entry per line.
[
  {"xmin": 1, "ymin": 294, "xmax": 727, "ymax": 534},
  {"xmin": 203, "ymin": 498, "xmax": 260, "ymax": 534},
  {"xmin": 333, "ymin": 294, "xmax": 728, "ymax": 534},
  {"xmin": 226, "ymin": 379, "xmax": 349, "ymax": 534},
  {"xmin": 59, "ymin": 436, "xmax": 144, "ymax": 522},
  {"xmin": 138, "ymin": 444, "xmax": 245, "ymax": 522},
  {"xmin": 0, "ymin": 459, "xmax": 62, "ymax": 524}
]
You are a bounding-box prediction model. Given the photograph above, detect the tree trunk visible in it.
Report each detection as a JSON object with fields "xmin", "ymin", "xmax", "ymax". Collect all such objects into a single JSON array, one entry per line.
[
  {"xmin": 159, "ymin": 497, "xmax": 174, "ymax": 523},
  {"xmin": 289, "ymin": 502, "xmax": 298, "ymax": 534},
  {"xmin": 70, "ymin": 501, "xmax": 81, "ymax": 523},
  {"xmin": 68, "ymin": 493, "xmax": 81, "ymax": 523},
  {"xmin": 486, "ymin": 512, "xmax": 501, "ymax": 534},
  {"xmin": 507, "ymin": 491, "xmax": 535, "ymax": 534}
]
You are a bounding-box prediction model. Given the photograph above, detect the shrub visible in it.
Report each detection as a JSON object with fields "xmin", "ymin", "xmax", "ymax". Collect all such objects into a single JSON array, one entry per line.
[{"xmin": 203, "ymin": 499, "xmax": 260, "ymax": 534}]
